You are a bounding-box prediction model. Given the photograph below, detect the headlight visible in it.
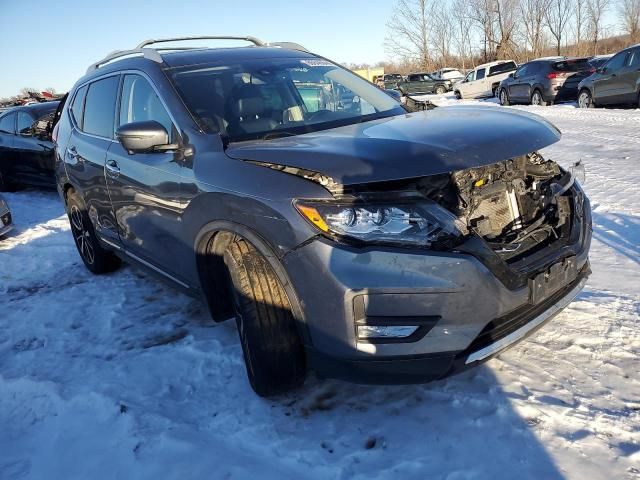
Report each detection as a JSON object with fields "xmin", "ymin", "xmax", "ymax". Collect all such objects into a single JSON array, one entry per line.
[{"xmin": 295, "ymin": 200, "xmax": 464, "ymax": 247}]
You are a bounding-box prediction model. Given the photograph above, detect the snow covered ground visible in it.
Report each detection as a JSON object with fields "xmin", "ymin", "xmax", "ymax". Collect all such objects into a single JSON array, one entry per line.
[{"xmin": 0, "ymin": 97, "xmax": 638, "ymax": 480}]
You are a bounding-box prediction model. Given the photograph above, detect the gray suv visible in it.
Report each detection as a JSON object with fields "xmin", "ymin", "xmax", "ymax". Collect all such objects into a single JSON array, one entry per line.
[
  {"xmin": 498, "ymin": 57, "xmax": 594, "ymax": 106},
  {"xmin": 578, "ymin": 44, "xmax": 640, "ymax": 108},
  {"xmin": 54, "ymin": 36, "xmax": 592, "ymax": 396}
]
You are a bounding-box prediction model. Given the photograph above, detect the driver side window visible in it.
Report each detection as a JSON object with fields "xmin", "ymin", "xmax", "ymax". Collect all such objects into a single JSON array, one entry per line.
[
  {"xmin": 119, "ymin": 74, "xmax": 174, "ymax": 141},
  {"xmin": 604, "ymin": 52, "xmax": 628, "ymax": 72}
]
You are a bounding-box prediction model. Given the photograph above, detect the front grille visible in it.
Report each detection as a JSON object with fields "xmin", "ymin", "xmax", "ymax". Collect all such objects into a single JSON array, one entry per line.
[{"xmin": 463, "ymin": 264, "xmax": 589, "ymax": 355}]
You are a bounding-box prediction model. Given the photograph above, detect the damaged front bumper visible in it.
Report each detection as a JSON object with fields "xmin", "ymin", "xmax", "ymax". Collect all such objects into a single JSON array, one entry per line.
[{"xmin": 282, "ymin": 185, "xmax": 592, "ymax": 384}]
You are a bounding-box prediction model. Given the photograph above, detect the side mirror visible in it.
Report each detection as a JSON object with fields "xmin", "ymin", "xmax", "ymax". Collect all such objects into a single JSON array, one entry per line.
[
  {"xmin": 19, "ymin": 127, "xmax": 33, "ymax": 137},
  {"xmin": 385, "ymin": 89, "xmax": 402, "ymax": 101},
  {"xmin": 116, "ymin": 120, "xmax": 173, "ymax": 153}
]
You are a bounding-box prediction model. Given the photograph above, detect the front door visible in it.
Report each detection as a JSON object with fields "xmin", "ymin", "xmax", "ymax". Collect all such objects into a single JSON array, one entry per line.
[
  {"xmin": 618, "ymin": 48, "xmax": 640, "ymax": 104},
  {"xmin": 13, "ymin": 110, "xmax": 56, "ymax": 186},
  {"xmin": 106, "ymin": 73, "xmax": 186, "ymax": 280},
  {"xmin": 593, "ymin": 51, "xmax": 629, "ymax": 104}
]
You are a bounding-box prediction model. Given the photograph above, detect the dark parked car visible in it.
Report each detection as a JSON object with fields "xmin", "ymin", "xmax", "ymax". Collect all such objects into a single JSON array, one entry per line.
[
  {"xmin": 397, "ymin": 72, "xmax": 451, "ymax": 95},
  {"xmin": 55, "ymin": 36, "xmax": 591, "ymax": 396},
  {"xmin": 498, "ymin": 57, "xmax": 593, "ymax": 106},
  {"xmin": 0, "ymin": 101, "xmax": 59, "ymax": 190},
  {"xmin": 578, "ymin": 44, "xmax": 640, "ymax": 108},
  {"xmin": 0, "ymin": 194, "xmax": 12, "ymax": 237},
  {"xmin": 376, "ymin": 73, "xmax": 404, "ymax": 90}
]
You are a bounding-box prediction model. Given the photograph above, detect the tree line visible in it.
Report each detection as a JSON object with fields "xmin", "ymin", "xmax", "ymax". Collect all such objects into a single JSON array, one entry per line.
[{"xmin": 384, "ymin": 0, "xmax": 640, "ymax": 71}]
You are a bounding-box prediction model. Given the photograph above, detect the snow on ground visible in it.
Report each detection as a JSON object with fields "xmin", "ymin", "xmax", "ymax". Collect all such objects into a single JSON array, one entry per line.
[{"xmin": 0, "ymin": 98, "xmax": 639, "ymax": 480}]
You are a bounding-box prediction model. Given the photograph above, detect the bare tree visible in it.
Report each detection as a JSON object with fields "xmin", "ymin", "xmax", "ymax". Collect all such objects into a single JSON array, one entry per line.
[
  {"xmin": 493, "ymin": 0, "xmax": 522, "ymax": 59},
  {"xmin": 619, "ymin": 0, "xmax": 640, "ymax": 43},
  {"xmin": 521, "ymin": 0, "xmax": 552, "ymax": 58},
  {"xmin": 451, "ymin": 0, "xmax": 475, "ymax": 68},
  {"xmin": 385, "ymin": 0, "xmax": 435, "ymax": 69},
  {"xmin": 545, "ymin": 0, "xmax": 573, "ymax": 55},
  {"xmin": 586, "ymin": 0, "xmax": 611, "ymax": 55},
  {"xmin": 431, "ymin": 6, "xmax": 454, "ymax": 66},
  {"xmin": 570, "ymin": 0, "xmax": 588, "ymax": 55}
]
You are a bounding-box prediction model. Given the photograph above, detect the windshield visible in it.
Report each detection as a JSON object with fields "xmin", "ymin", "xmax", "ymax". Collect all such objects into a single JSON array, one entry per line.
[{"xmin": 168, "ymin": 57, "xmax": 405, "ymax": 142}]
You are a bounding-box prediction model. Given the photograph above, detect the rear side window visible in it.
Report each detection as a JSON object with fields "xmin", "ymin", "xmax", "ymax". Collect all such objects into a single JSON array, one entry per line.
[
  {"xmin": 408, "ymin": 74, "xmax": 420, "ymax": 82},
  {"xmin": 553, "ymin": 59, "xmax": 590, "ymax": 72},
  {"xmin": 489, "ymin": 62, "xmax": 517, "ymax": 76},
  {"xmin": 83, "ymin": 76, "xmax": 120, "ymax": 138},
  {"xmin": 0, "ymin": 113, "xmax": 15, "ymax": 134},
  {"xmin": 476, "ymin": 68, "xmax": 486, "ymax": 80},
  {"xmin": 34, "ymin": 112, "xmax": 55, "ymax": 139},
  {"xmin": 70, "ymin": 85, "xmax": 87, "ymax": 128},
  {"xmin": 118, "ymin": 74, "xmax": 173, "ymax": 140},
  {"xmin": 17, "ymin": 112, "xmax": 33, "ymax": 135}
]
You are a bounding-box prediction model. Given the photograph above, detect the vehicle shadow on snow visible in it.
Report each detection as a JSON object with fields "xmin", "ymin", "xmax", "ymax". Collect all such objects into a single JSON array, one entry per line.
[
  {"xmin": 592, "ymin": 211, "xmax": 640, "ymax": 265},
  {"xmin": 278, "ymin": 360, "xmax": 565, "ymax": 478}
]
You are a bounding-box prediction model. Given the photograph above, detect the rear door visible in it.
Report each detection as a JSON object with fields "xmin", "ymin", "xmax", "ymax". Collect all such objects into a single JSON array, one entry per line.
[
  {"xmin": 64, "ymin": 75, "xmax": 122, "ymax": 244},
  {"xmin": 106, "ymin": 73, "xmax": 185, "ymax": 280},
  {"xmin": 0, "ymin": 112, "xmax": 16, "ymax": 181},
  {"xmin": 593, "ymin": 51, "xmax": 629, "ymax": 104}
]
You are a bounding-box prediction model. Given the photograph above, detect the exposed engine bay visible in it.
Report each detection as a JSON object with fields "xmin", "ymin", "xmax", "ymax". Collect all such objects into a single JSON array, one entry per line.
[{"xmin": 417, "ymin": 152, "xmax": 575, "ymax": 261}]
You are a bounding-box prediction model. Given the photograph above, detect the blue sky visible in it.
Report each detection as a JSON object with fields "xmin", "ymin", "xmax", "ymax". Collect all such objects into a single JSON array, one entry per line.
[{"xmin": 0, "ymin": 0, "xmax": 392, "ymax": 97}]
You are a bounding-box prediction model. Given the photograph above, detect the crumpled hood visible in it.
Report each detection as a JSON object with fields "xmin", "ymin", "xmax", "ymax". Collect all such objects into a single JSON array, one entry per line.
[{"xmin": 226, "ymin": 106, "xmax": 561, "ymax": 186}]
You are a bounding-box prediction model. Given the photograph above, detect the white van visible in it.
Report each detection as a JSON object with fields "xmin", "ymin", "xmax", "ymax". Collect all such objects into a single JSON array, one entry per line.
[{"xmin": 454, "ymin": 61, "xmax": 517, "ymax": 99}]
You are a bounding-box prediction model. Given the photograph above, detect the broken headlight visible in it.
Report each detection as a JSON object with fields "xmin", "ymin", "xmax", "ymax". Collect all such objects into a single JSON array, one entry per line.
[{"xmin": 295, "ymin": 200, "xmax": 464, "ymax": 247}]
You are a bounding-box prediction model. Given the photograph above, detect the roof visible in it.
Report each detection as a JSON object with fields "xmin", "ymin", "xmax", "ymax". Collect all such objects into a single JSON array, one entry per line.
[
  {"xmin": 475, "ymin": 60, "xmax": 516, "ymax": 69},
  {"xmin": 0, "ymin": 101, "xmax": 59, "ymax": 117}
]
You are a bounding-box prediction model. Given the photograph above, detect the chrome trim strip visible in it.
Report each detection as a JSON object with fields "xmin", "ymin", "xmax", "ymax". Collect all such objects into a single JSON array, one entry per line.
[
  {"xmin": 465, "ymin": 277, "xmax": 587, "ymax": 364},
  {"xmin": 125, "ymin": 249, "xmax": 190, "ymax": 289}
]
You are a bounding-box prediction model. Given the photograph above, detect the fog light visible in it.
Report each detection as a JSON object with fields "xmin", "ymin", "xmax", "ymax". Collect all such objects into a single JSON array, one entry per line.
[{"xmin": 357, "ymin": 325, "xmax": 419, "ymax": 339}]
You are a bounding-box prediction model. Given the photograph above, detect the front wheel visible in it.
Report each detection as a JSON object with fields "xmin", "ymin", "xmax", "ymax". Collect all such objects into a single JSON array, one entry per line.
[
  {"xmin": 66, "ymin": 190, "xmax": 121, "ymax": 274},
  {"xmin": 454, "ymin": 90, "xmax": 461, "ymax": 100},
  {"xmin": 224, "ymin": 239, "xmax": 306, "ymax": 396},
  {"xmin": 578, "ymin": 90, "xmax": 594, "ymax": 108},
  {"xmin": 435, "ymin": 85, "xmax": 447, "ymax": 95},
  {"xmin": 531, "ymin": 90, "xmax": 549, "ymax": 106}
]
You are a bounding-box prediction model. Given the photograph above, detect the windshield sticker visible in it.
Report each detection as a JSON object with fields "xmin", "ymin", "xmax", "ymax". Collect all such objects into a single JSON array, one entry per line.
[{"xmin": 300, "ymin": 59, "xmax": 334, "ymax": 68}]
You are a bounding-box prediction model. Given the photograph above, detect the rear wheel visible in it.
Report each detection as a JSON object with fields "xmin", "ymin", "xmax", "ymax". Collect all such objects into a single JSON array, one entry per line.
[
  {"xmin": 224, "ymin": 239, "xmax": 306, "ymax": 396},
  {"xmin": 66, "ymin": 190, "xmax": 120, "ymax": 274},
  {"xmin": 531, "ymin": 89, "xmax": 549, "ymax": 106},
  {"xmin": 578, "ymin": 89, "xmax": 594, "ymax": 108},
  {"xmin": 435, "ymin": 85, "xmax": 447, "ymax": 95},
  {"xmin": 499, "ymin": 89, "xmax": 510, "ymax": 106}
]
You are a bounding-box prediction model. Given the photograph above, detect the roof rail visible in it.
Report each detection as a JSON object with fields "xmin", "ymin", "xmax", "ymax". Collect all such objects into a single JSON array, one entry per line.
[
  {"xmin": 86, "ymin": 36, "xmax": 309, "ymax": 74},
  {"xmin": 136, "ymin": 36, "xmax": 265, "ymax": 49},
  {"xmin": 86, "ymin": 48, "xmax": 163, "ymax": 74}
]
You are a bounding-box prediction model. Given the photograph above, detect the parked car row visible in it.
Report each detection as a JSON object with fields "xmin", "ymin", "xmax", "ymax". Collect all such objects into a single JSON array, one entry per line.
[{"xmin": 497, "ymin": 44, "xmax": 640, "ymax": 108}]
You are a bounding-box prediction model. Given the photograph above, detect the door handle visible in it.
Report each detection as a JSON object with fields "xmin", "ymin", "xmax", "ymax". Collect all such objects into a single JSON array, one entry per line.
[{"xmin": 105, "ymin": 159, "xmax": 120, "ymax": 178}]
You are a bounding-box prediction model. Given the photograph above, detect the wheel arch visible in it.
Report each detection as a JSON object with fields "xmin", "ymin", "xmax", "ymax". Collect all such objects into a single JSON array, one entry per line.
[{"xmin": 194, "ymin": 220, "xmax": 310, "ymax": 343}]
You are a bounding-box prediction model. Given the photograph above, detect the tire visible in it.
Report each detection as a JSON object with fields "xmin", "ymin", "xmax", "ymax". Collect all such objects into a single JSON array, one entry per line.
[
  {"xmin": 435, "ymin": 85, "xmax": 447, "ymax": 95},
  {"xmin": 578, "ymin": 89, "xmax": 595, "ymax": 108},
  {"xmin": 66, "ymin": 189, "xmax": 121, "ymax": 274},
  {"xmin": 499, "ymin": 88, "xmax": 511, "ymax": 106},
  {"xmin": 454, "ymin": 90, "xmax": 461, "ymax": 100},
  {"xmin": 531, "ymin": 89, "xmax": 549, "ymax": 106},
  {"xmin": 224, "ymin": 239, "xmax": 306, "ymax": 396}
]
